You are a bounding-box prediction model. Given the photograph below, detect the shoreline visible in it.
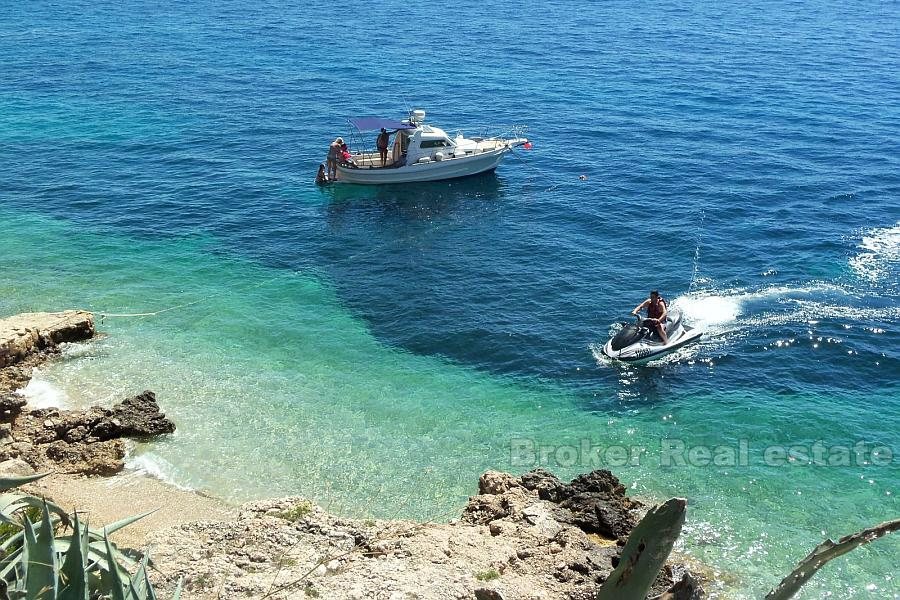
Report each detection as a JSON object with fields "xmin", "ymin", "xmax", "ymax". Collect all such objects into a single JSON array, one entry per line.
[
  {"xmin": 1, "ymin": 310, "xmax": 701, "ymax": 598},
  {"xmin": 0, "ymin": 310, "xmax": 237, "ymax": 549},
  {"xmin": 23, "ymin": 470, "xmax": 238, "ymax": 549}
]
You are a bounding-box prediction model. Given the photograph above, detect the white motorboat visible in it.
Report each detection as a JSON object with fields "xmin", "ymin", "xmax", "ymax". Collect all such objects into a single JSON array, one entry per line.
[{"xmin": 330, "ymin": 110, "xmax": 529, "ymax": 185}]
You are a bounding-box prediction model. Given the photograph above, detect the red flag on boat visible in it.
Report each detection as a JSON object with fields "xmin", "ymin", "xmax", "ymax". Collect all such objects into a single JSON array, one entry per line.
[{"xmin": 523, "ymin": 141, "xmax": 533, "ymax": 150}]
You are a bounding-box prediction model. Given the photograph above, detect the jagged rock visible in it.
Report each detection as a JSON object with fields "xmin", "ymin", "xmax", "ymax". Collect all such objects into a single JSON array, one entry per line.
[
  {"xmin": 519, "ymin": 468, "xmax": 569, "ymax": 502},
  {"xmin": 468, "ymin": 469, "xmax": 639, "ymax": 542},
  {"xmin": 521, "ymin": 503, "xmax": 563, "ymax": 540},
  {"xmin": 474, "ymin": 589, "xmax": 505, "ymax": 600},
  {"xmin": 0, "ymin": 393, "xmax": 27, "ymax": 414},
  {"xmin": 7, "ymin": 390, "xmax": 174, "ymax": 475},
  {"xmin": 659, "ymin": 568, "xmax": 705, "ymax": 600},
  {"xmin": 94, "ymin": 390, "xmax": 175, "ymax": 438},
  {"xmin": 63, "ymin": 425, "xmax": 89, "ymax": 443},
  {"xmin": 23, "ymin": 390, "xmax": 174, "ymax": 442},
  {"xmin": 520, "ymin": 469, "xmax": 639, "ymax": 540},
  {"xmin": 461, "ymin": 493, "xmax": 512, "ymax": 525},
  {"xmin": 478, "ymin": 470, "xmax": 520, "ymax": 495}
]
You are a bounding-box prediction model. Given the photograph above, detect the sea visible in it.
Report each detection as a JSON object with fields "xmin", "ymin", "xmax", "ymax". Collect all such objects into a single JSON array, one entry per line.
[{"xmin": 1, "ymin": 1, "xmax": 898, "ymax": 597}]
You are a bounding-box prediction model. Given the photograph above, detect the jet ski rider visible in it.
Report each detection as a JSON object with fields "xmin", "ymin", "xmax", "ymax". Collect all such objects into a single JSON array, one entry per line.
[{"xmin": 631, "ymin": 290, "xmax": 668, "ymax": 344}]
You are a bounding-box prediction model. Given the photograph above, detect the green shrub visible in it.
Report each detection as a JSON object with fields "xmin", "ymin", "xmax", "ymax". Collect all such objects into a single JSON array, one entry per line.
[
  {"xmin": 475, "ymin": 568, "xmax": 500, "ymax": 582},
  {"xmin": 275, "ymin": 500, "xmax": 314, "ymax": 522}
]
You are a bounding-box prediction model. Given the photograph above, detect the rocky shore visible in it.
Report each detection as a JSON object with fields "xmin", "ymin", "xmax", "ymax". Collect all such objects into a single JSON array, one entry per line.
[
  {"xmin": 146, "ymin": 470, "xmax": 700, "ymax": 600},
  {"xmin": 0, "ymin": 311, "xmax": 701, "ymax": 599},
  {"xmin": 0, "ymin": 311, "xmax": 175, "ymax": 476}
]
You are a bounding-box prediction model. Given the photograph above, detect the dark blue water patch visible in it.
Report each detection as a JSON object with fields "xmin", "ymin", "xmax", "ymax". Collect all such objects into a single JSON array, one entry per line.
[{"xmin": 2, "ymin": 0, "xmax": 899, "ymax": 405}]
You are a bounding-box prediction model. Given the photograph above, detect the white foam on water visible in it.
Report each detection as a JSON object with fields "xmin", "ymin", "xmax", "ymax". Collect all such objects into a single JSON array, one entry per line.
[
  {"xmin": 849, "ymin": 222, "xmax": 900, "ymax": 285},
  {"xmin": 672, "ymin": 282, "xmax": 851, "ymax": 331},
  {"xmin": 672, "ymin": 293, "xmax": 742, "ymax": 330},
  {"xmin": 20, "ymin": 374, "xmax": 70, "ymax": 409},
  {"xmin": 592, "ymin": 281, "xmax": 871, "ymax": 368},
  {"xmin": 58, "ymin": 340, "xmax": 100, "ymax": 359},
  {"xmin": 125, "ymin": 451, "xmax": 195, "ymax": 492}
]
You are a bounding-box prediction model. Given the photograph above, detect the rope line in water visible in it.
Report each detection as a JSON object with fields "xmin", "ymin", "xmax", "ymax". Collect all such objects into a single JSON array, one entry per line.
[
  {"xmin": 96, "ymin": 268, "xmax": 307, "ymax": 321},
  {"xmin": 99, "ymin": 300, "xmax": 202, "ymax": 319}
]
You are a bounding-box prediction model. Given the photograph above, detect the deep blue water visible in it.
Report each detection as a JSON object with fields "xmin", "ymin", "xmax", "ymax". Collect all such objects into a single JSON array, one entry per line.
[{"xmin": 2, "ymin": 1, "xmax": 899, "ymax": 597}]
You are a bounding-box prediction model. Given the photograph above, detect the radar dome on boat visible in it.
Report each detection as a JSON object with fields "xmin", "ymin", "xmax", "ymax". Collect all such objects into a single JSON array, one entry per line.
[{"xmin": 409, "ymin": 109, "xmax": 426, "ymax": 124}]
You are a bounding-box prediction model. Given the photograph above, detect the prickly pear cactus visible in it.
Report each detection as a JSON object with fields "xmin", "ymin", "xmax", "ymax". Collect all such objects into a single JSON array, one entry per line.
[{"xmin": 596, "ymin": 498, "xmax": 687, "ymax": 600}]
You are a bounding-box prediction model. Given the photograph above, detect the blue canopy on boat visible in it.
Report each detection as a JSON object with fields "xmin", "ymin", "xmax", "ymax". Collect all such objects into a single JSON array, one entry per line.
[{"xmin": 348, "ymin": 117, "xmax": 416, "ymax": 131}]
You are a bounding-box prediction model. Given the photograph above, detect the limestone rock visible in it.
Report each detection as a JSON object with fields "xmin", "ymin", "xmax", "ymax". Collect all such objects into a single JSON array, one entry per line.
[
  {"xmin": 521, "ymin": 503, "xmax": 563, "ymax": 540},
  {"xmin": 461, "ymin": 493, "xmax": 512, "ymax": 525},
  {"xmin": 144, "ymin": 468, "xmax": 691, "ymax": 600},
  {"xmin": 478, "ymin": 471, "xmax": 520, "ymax": 495},
  {"xmin": 44, "ymin": 439, "xmax": 125, "ymax": 475},
  {"xmin": 519, "ymin": 468, "xmax": 569, "ymax": 502},
  {"xmin": 520, "ymin": 469, "xmax": 639, "ymax": 540},
  {"xmin": 662, "ymin": 568, "xmax": 705, "ymax": 600},
  {"xmin": 0, "ymin": 458, "xmax": 36, "ymax": 477},
  {"xmin": 474, "ymin": 588, "xmax": 506, "ymax": 600},
  {"xmin": 0, "ymin": 392, "xmax": 27, "ymax": 414},
  {"xmin": 0, "ymin": 311, "xmax": 94, "ymax": 368},
  {"xmin": 6, "ymin": 390, "xmax": 174, "ymax": 475}
]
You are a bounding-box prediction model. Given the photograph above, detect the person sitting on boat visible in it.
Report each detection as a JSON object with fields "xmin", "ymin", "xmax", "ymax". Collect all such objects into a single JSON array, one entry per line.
[
  {"xmin": 376, "ymin": 127, "xmax": 394, "ymax": 166},
  {"xmin": 315, "ymin": 162, "xmax": 329, "ymax": 185},
  {"xmin": 340, "ymin": 142, "xmax": 353, "ymax": 165},
  {"xmin": 631, "ymin": 290, "xmax": 668, "ymax": 344},
  {"xmin": 327, "ymin": 137, "xmax": 343, "ymax": 179}
]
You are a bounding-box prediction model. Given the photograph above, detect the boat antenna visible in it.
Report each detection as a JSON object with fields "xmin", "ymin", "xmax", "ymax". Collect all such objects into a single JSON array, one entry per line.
[{"xmin": 401, "ymin": 96, "xmax": 413, "ymax": 120}]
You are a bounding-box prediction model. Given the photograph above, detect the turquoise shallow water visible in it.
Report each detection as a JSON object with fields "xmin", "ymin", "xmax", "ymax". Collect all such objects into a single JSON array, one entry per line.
[{"xmin": 2, "ymin": 1, "xmax": 899, "ymax": 597}]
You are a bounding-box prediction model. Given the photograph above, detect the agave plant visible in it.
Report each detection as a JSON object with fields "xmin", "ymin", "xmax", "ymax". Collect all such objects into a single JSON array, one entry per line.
[{"xmin": 0, "ymin": 472, "xmax": 180, "ymax": 600}]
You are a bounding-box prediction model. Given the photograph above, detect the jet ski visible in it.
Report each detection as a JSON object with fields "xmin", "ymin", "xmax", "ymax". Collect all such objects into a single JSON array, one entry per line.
[{"xmin": 601, "ymin": 310, "xmax": 702, "ymax": 363}]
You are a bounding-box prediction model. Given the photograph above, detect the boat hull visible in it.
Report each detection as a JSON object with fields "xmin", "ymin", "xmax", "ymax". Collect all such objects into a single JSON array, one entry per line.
[{"xmin": 336, "ymin": 147, "xmax": 512, "ymax": 185}]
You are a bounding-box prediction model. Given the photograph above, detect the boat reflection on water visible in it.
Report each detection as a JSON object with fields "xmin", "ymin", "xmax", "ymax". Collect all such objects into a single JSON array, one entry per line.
[{"xmin": 322, "ymin": 170, "xmax": 507, "ymax": 229}]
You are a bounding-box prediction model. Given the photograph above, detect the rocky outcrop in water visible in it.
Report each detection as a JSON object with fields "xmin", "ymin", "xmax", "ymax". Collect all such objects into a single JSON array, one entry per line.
[
  {"xmin": 0, "ymin": 310, "xmax": 94, "ymax": 414},
  {"xmin": 467, "ymin": 468, "xmax": 640, "ymax": 541},
  {"xmin": 5, "ymin": 390, "xmax": 176, "ymax": 475},
  {"xmin": 0, "ymin": 311, "xmax": 175, "ymax": 475},
  {"xmin": 0, "ymin": 310, "xmax": 94, "ymax": 368}
]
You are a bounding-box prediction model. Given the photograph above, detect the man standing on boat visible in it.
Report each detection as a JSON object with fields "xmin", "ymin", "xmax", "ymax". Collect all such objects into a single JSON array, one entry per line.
[
  {"xmin": 376, "ymin": 127, "xmax": 393, "ymax": 166},
  {"xmin": 632, "ymin": 290, "xmax": 669, "ymax": 344},
  {"xmin": 327, "ymin": 137, "xmax": 343, "ymax": 180}
]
